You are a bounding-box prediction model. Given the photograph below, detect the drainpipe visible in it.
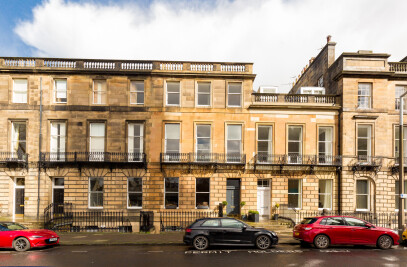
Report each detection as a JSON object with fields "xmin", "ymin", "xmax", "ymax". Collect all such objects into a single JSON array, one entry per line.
[
  {"xmin": 37, "ymin": 77, "xmax": 43, "ymax": 219},
  {"xmin": 337, "ymin": 107, "xmax": 342, "ymax": 214}
]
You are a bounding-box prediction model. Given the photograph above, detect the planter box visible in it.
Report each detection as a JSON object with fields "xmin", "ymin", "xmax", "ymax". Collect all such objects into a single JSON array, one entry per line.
[{"xmin": 248, "ymin": 213, "xmax": 259, "ymax": 222}]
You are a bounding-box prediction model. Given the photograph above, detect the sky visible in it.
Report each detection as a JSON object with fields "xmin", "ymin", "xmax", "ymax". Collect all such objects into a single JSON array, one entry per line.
[{"xmin": 0, "ymin": 0, "xmax": 406, "ymax": 92}]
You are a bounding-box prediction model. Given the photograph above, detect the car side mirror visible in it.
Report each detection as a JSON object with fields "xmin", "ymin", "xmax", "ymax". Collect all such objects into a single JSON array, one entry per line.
[
  {"xmin": 365, "ymin": 223, "xmax": 373, "ymax": 228},
  {"xmin": 242, "ymin": 225, "xmax": 247, "ymax": 231}
]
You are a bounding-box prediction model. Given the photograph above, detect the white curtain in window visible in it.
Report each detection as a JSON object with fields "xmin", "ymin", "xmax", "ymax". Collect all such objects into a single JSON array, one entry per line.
[
  {"xmin": 50, "ymin": 122, "xmax": 66, "ymax": 159},
  {"xmin": 128, "ymin": 123, "xmax": 143, "ymax": 154},
  {"xmin": 90, "ymin": 123, "xmax": 105, "ymax": 152},
  {"xmin": 56, "ymin": 80, "xmax": 67, "ymax": 99},
  {"xmin": 13, "ymin": 79, "xmax": 27, "ymax": 103}
]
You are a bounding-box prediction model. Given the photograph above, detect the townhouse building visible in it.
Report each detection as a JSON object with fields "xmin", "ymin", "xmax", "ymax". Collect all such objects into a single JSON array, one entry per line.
[
  {"xmin": 0, "ymin": 57, "xmax": 341, "ymax": 225},
  {"xmin": 290, "ymin": 41, "xmax": 407, "ymax": 213}
]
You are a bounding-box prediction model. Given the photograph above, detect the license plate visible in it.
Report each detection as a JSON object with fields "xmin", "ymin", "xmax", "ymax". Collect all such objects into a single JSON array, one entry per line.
[
  {"xmin": 49, "ymin": 238, "xmax": 58, "ymax": 242},
  {"xmin": 295, "ymin": 232, "xmax": 299, "ymax": 236}
]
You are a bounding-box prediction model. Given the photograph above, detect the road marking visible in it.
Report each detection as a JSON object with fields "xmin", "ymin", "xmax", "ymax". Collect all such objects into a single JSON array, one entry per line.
[
  {"xmin": 319, "ymin": 250, "xmax": 350, "ymax": 253},
  {"xmin": 185, "ymin": 249, "xmax": 303, "ymax": 254}
]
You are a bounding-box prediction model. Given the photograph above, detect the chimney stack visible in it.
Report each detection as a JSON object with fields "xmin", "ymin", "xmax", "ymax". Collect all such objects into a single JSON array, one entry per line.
[{"xmin": 327, "ymin": 35, "xmax": 332, "ymax": 43}]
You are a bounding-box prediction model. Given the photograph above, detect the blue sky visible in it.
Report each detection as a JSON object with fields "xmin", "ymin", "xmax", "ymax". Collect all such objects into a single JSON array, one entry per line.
[{"xmin": 1, "ymin": 0, "xmax": 406, "ymax": 91}]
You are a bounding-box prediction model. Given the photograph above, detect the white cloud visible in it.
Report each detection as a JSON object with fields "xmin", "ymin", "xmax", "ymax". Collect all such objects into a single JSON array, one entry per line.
[{"xmin": 15, "ymin": 0, "xmax": 407, "ymax": 92}]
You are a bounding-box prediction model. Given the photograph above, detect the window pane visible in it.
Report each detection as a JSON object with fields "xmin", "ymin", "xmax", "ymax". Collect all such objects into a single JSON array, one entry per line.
[
  {"xmin": 258, "ymin": 126, "xmax": 271, "ymax": 140},
  {"xmin": 128, "ymin": 178, "xmax": 142, "ymax": 192},
  {"xmin": 319, "ymin": 180, "xmax": 332, "ymax": 194},
  {"xmin": 90, "ymin": 193, "xmax": 103, "ymax": 207},
  {"xmin": 201, "ymin": 220, "xmax": 220, "ymax": 227},
  {"xmin": 198, "ymin": 82, "xmax": 210, "ymax": 93},
  {"xmin": 227, "ymin": 125, "xmax": 242, "ymax": 140},
  {"xmin": 228, "ymin": 83, "xmax": 241, "ymax": 94},
  {"xmin": 356, "ymin": 195, "xmax": 368, "ymax": 209},
  {"xmin": 166, "ymin": 124, "xmax": 180, "ymax": 139},
  {"xmin": 196, "ymin": 193, "xmax": 209, "ymax": 207},
  {"xmin": 54, "ymin": 178, "xmax": 64, "ymax": 186},
  {"xmin": 167, "ymin": 82, "xmax": 180, "ymax": 93},
  {"xmin": 90, "ymin": 178, "xmax": 104, "ymax": 191},
  {"xmin": 326, "ymin": 217, "xmax": 344, "ymax": 226},
  {"xmin": 196, "ymin": 178, "xmax": 210, "ymax": 192},
  {"xmin": 128, "ymin": 193, "xmax": 142, "ymax": 207},
  {"xmin": 13, "ymin": 79, "xmax": 27, "ymax": 103},
  {"xmin": 288, "ymin": 180, "xmax": 299, "ymax": 193},
  {"xmin": 288, "ymin": 127, "xmax": 302, "ymax": 141},
  {"xmin": 137, "ymin": 93, "xmax": 144, "ymax": 104},
  {"xmin": 165, "ymin": 193, "xmax": 178, "ymax": 208},
  {"xmin": 344, "ymin": 218, "xmax": 366, "ymax": 227},
  {"xmin": 288, "ymin": 142, "xmax": 300, "ymax": 154},
  {"xmin": 165, "ymin": 178, "xmax": 178, "ymax": 192},
  {"xmin": 356, "ymin": 180, "xmax": 368, "ymax": 194},
  {"xmin": 90, "ymin": 123, "xmax": 105, "ymax": 136},
  {"xmin": 198, "ymin": 94, "xmax": 210, "ymax": 106},
  {"xmin": 288, "ymin": 194, "xmax": 300, "ymax": 208},
  {"xmin": 318, "ymin": 194, "xmax": 332, "ymax": 209},
  {"xmin": 228, "ymin": 94, "xmax": 241, "ymax": 106},
  {"xmin": 197, "ymin": 125, "xmax": 210, "ymax": 138},
  {"xmin": 167, "ymin": 93, "xmax": 180, "ymax": 105},
  {"xmin": 221, "ymin": 219, "xmax": 243, "ymax": 228}
]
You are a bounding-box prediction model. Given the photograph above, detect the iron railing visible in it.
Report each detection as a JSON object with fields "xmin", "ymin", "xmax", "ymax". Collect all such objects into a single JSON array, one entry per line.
[
  {"xmin": 40, "ymin": 152, "xmax": 146, "ymax": 165},
  {"xmin": 160, "ymin": 153, "xmax": 246, "ymax": 164},
  {"xmin": 354, "ymin": 155, "xmax": 383, "ymax": 166},
  {"xmin": 254, "ymin": 154, "xmax": 342, "ymax": 166},
  {"xmin": 0, "ymin": 152, "xmax": 29, "ymax": 163},
  {"xmin": 160, "ymin": 210, "xmax": 217, "ymax": 232},
  {"xmin": 292, "ymin": 210, "xmax": 403, "ymax": 230},
  {"xmin": 44, "ymin": 203, "xmax": 132, "ymax": 232}
]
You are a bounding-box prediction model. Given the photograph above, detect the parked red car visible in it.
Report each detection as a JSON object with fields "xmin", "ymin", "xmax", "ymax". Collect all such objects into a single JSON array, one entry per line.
[
  {"xmin": 293, "ymin": 216, "xmax": 399, "ymax": 249},
  {"xmin": 0, "ymin": 222, "xmax": 59, "ymax": 251}
]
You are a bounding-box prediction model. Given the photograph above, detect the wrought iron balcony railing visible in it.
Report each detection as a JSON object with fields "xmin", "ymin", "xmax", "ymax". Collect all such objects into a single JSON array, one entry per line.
[
  {"xmin": 254, "ymin": 154, "xmax": 342, "ymax": 166},
  {"xmin": 40, "ymin": 152, "xmax": 146, "ymax": 164},
  {"xmin": 0, "ymin": 152, "xmax": 29, "ymax": 164},
  {"xmin": 354, "ymin": 155, "xmax": 383, "ymax": 166},
  {"xmin": 160, "ymin": 153, "xmax": 246, "ymax": 165}
]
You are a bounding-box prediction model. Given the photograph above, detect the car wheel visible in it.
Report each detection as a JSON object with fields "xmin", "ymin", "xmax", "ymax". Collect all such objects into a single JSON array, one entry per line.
[
  {"xmin": 377, "ymin": 235, "xmax": 393, "ymax": 250},
  {"xmin": 13, "ymin": 237, "xmax": 31, "ymax": 252},
  {"xmin": 313, "ymin": 234, "xmax": 330, "ymax": 249},
  {"xmin": 193, "ymin": 236, "xmax": 209, "ymax": 250},
  {"xmin": 255, "ymin": 235, "xmax": 271, "ymax": 250}
]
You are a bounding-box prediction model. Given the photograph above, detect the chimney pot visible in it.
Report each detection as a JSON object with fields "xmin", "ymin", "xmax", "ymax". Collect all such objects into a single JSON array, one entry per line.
[{"xmin": 327, "ymin": 35, "xmax": 332, "ymax": 43}]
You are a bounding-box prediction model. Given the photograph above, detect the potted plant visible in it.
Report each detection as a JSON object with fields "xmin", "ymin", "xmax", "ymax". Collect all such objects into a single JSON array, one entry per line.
[
  {"xmin": 222, "ymin": 201, "xmax": 228, "ymax": 217},
  {"xmin": 248, "ymin": 210, "xmax": 259, "ymax": 222},
  {"xmin": 273, "ymin": 203, "xmax": 280, "ymax": 220},
  {"xmin": 240, "ymin": 201, "xmax": 246, "ymax": 220}
]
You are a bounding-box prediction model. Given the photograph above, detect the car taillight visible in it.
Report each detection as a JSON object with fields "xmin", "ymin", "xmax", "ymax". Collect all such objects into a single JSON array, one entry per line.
[
  {"xmin": 185, "ymin": 228, "xmax": 192, "ymax": 233},
  {"xmin": 304, "ymin": 227, "xmax": 312, "ymax": 230}
]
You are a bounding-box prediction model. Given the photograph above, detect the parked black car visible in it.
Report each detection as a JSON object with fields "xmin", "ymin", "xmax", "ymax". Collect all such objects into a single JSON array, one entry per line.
[{"xmin": 183, "ymin": 217, "xmax": 278, "ymax": 250}]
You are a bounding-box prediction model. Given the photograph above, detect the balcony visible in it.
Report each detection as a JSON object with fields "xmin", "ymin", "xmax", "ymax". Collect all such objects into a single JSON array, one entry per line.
[
  {"xmin": 0, "ymin": 57, "xmax": 253, "ymax": 75},
  {"xmin": 351, "ymin": 156, "xmax": 382, "ymax": 172},
  {"xmin": 160, "ymin": 153, "xmax": 246, "ymax": 171},
  {"xmin": 389, "ymin": 62, "xmax": 407, "ymax": 74},
  {"xmin": 0, "ymin": 152, "xmax": 29, "ymax": 168},
  {"xmin": 253, "ymin": 154, "xmax": 342, "ymax": 172},
  {"xmin": 250, "ymin": 93, "xmax": 340, "ymax": 109},
  {"xmin": 390, "ymin": 157, "xmax": 407, "ymax": 174},
  {"xmin": 40, "ymin": 152, "xmax": 146, "ymax": 169}
]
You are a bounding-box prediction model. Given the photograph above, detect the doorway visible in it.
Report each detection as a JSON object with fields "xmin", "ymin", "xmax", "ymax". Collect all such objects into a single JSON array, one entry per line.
[
  {"xmin": 257, "ymin": 179, "xmax": 271, "ymax": 218},
  {"xmin": 52, "ymin": 178, "xmax": 65, "ymax": 213},
  {"xmin": 14, "ymin": 178, "xmax": 25, "ymax": 215},
  {"xmin": 226, "ymin": 179, "xmax": 240, "ymax": 215}
]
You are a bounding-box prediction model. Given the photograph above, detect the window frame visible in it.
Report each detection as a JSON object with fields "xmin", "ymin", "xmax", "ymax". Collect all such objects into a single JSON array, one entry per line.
[
  {"xmin": 357, "ymin": 83, "xmax": 372, "ymax": 109},
  {"xmin": 227, "ymin": 82, "xmax": 242, "ymax": 107},
  {"xmin": 257, "ymin": 125, "xmax": 273, "ymax": 163},
  {"xmin": 288, "ymin": 179, "xmax": 302, "ymax": 209},
  {"xmin": 12, "ymin": 78, "xmax": 28, "ymax": 104},
  {"xmin": 226, "ymin": 123, "xmax": 243, "ymax": 163},
  {"xmin": 318, "ymin": 126, "xmax": 333, "ymax": 164},
  {"xmin": 195, "ymin": 178, "xmax": 210, "ymax": 209},
  {"xmin": 11, "ymin": 121, "xmax": 27, "ymax": 156},
  {"xmin": 356, "ymin": 179, "xmax": 370, "ymax": 212},
  {"xmin": 394, "ymin": 125, "xmax": 407, "ymax": 162},
  {"xmin": 164, "ymin": 177, "xmax": 179, "ymax": 209},
  {"xmin": 88, "ymin": 177, "xmax": 104, "ymax": 209},
  {"xmin": 195, "ymin": 124, "xmax": 211, "ymax": 161},
  {"xmin": 395, "ymin": 85, "xmax": 407, "ymax": 110},
  {"xmin": 357, "ymin": 124, "xmax": 372, "ymax": 160},
  {"xmin": 54, "ymin": 78, "xmax": 67, "ymax": 104},
  {"xmin": 127, "ymin": 177, "xmax": 143, "ymax": 209},
  {"xmin": 127, "ymin": 122, "xmax": 144, "ymax": 161},
  {"xmin": 196, "ymin": 81, "xmax": 212, "ymax": 107},
  {"xmin": 287, "ymin": 125, "xmax": 303, "ymax": 164},
  {"xmin": 92, "ymin": 80, "xmax": 107, "ymax": 105},
  {"xmin": 165, "ymin": 81, "xmax": 181, "ymax": 107},
  {"xmin": 318, "ymin": 179, "xmax": 333, "ymax": 210},
  {"xmin": 130, "ymin": 80, "xmax": 144, "ymax": 105},
  {"xmin": 50, "ymin": 121, "xmax": 67, "ymax": 161}
]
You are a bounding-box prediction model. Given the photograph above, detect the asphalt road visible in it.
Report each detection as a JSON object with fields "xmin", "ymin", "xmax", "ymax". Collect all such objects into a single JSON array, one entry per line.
[{"xmin": 0, "ymin": 244, "xmax": 406, "ymax": 267}]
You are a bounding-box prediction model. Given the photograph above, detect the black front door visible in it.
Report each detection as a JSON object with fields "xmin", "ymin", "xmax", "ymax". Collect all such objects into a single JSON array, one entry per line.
[
  {"xmin": 226, "ymin": 179, "xmax": 240, "ymax": 215},
  {"xmin": 53, "ymin": 188, "xmax": 64, "ymax": 213},
  {"xmin": 15, "ymin": 188, "xmax": 24, "ymax": 215}
]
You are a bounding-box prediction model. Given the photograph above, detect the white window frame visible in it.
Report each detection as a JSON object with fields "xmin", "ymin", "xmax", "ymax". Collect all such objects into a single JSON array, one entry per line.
[
  {"xmin": 11, "ymin": 121, "xmax": 27, "ymax": 156},
  {"xmin": 54, "ymin": 79, "xmax": 67, "ymax": 103},
  {"xmin": 318, "ymin": 126, "xmax": 333, "ymax": 164},
  {"xmin": 89, "ymin": 123, "xmax": 105, "ymax": 161},
  {"xmin": 128, "ymin": 123, "xmax": 144, "ymax": 162},
  {"xmin": 257, "ymin": 179, "xmax": 270, "ymax": 188},
  {"xmin": 394, "ymin": 126, "xmax": 407, "ymax": 164},
  {"xmin": 357, "ymin": 83, "xmax": 372, "ymax": 109},
  {"xmin": 227, "ymin": 82, "xmax": 242, "ymax": 107},
  {"xmin": 52, "ymin": 177, "xmax": 65, "ymax": 204},
  {"xmin": 288, "ymin": 179, "xmax": 302, "ymax": 209},
  {"xmin": 257, "ymin": 125, "xmax": 273, "ymax": 163},
  {"xmin": 130, "ymin": 81, "xmax": 144, "ymax": 105},
  {"xmin": 93, "ymin": 80, "xmax": 107, "ymax": 104},
  {"xmin": 88, "ymin": 177, "xmax": 104, "ymax": 209},
  {"xmin": 195, "ymin": 178, "xmax": 210, "ymax": 209},
  {"xmin": 164, "ymin": 177, "xmax": 179, "ymax": 209},
  {"xmin": 226, "ymin": 124, "xmax": 242, "ymax": 163},
  {"xmin": 12, "ymin": 79, "xmax": 28, "ymax": 103},
  {"xmin": 395, "ymin": 85, "xmax": 407, "ymax": 110},
  {"xmin": 50, "ymin": 122, "xmax": 66, "ymax": 161},
  {"xmin": 318, "ymin": 179, "xmax": 333, "ymax": 210},
  {"xmin": 356, "ymin": 180, "xmax": 370, "ymax": 212},
  {"xmin": 196, "ymin": 81, "xmax": 211, "ymax": 107},
  {"xmin": 287, "ymin": 125, "xmax": 303, "ymax": 164},
  {"xmin": 166, "ymin": 81, "xmax": 181, "ymax": 106},
  {"xmin": 357, "ymin": 125, "xmax": 372, "ymax": 160},
  {"xmin": 195, "ymin": 124, "xmax": 211, "ymax": 162},
  {"xmin": 164, "ymin": 123, "xmax": 181, "ymax": 162},
  {"xmin": 127, "ymin": 177, "xmax": 142, "ymax": 209}
]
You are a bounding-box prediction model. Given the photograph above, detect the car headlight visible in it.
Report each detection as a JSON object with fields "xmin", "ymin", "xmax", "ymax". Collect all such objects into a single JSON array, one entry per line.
[{"xmin": 31, "ymin": 235, "xmax": 44, "ymax": 239}]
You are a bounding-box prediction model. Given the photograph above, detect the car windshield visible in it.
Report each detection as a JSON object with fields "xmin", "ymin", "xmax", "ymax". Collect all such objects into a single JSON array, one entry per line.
[
  {"xmin": 300, "ymin": 218, "xmax": 318, "ymax": 225},
  {"xmin": 0, "ymin": 223, "xmax": 27, "ymax": 230}
]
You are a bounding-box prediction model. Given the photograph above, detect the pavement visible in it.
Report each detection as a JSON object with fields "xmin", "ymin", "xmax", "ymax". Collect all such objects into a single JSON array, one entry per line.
[{"xmin": 58, "ymin": 232, "xmax": 299, "ymax": 246}]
